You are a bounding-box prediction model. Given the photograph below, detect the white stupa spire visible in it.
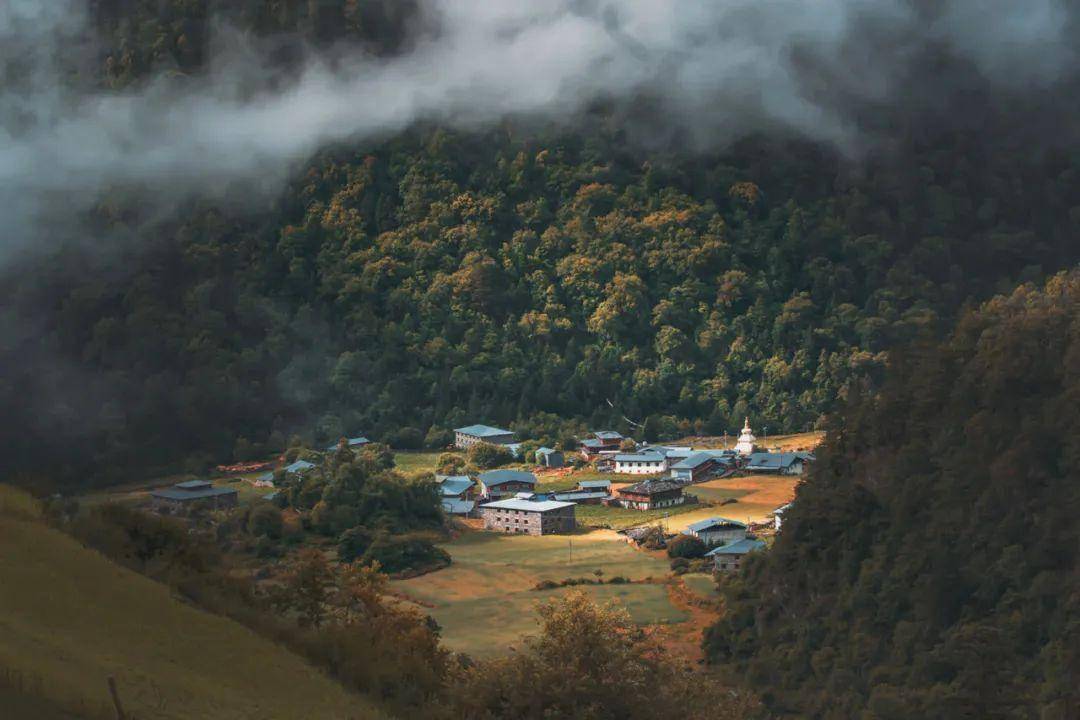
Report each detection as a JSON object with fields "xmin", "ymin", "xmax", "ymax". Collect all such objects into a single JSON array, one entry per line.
[{"xmin": 735, "ymin": 417, "xmax": 756, "ymax": 455}]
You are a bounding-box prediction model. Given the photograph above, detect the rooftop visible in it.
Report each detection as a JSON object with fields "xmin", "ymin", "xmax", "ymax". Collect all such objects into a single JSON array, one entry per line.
[
  {"xmin": 174, "ymin": 480, "xmax": 212, "ymax": 490},
  {"xmin": 455, "ymin": 424, "xmax": 514, "ymax": 438},
  {"xmin": 578, "ymin": 479, "xmax": 611, "ymax": 489},
  {"xmin": 592, "ymin": 430, "xmax": 623, "ymax": 440},
  {"xmin": 614, "ymin": 452, "xmax": 667, "ymax": 463},
  {"xmin": 620, "ymin": 480, "xmax": 684, "ymax": 495},
  {"xmin": 479, "ymin": 469, "xmax": 537, "ymax": 487},
  {"xmin": 284, "ymin": 459, "xmax": 317, "ymax": 474},
  {"xmin": 685, "ymin": 517, "xmax": 747, "ymax": 533},
  {"xmin": 151, "ymin": 485, "xmax": 238, "ymax": 501},
  {"xmin": 325, "ymin": 436, "xmax": 370, "ymax": 450},
  {"xmin": 706, "ymin": 538, "xmax": 767, "ymax": 556},
  {"xmin": 745, "ymin": 452, "xmax": 815, "ymax": 469},
  {"xmin": 536, "ymin": 446, "xmax": 560, "ymax": 456},
  {"xmin": 441, "ymin": 498, "xmax": 476, "ymax": 515},
  {"xmin": 438, "ymin": 476, "xmax": 474, "ymax": 496},
  {"xmin": 481, "ymin": 498, "xmax": 575, "ymax": 513},
  {"xmin": 670, "ymin": 452, "xmax": 718, "ymax": 470}
]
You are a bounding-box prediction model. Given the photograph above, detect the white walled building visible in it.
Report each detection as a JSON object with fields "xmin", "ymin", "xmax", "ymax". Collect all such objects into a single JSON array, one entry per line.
[{"xmin": 735, "ymin": 418, "xmax": 757, "ymax": 455}]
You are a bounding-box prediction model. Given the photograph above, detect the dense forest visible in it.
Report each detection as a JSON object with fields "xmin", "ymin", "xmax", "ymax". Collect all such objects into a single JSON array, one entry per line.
[
  {"xmin": 4, "ymin": 1, "xmax": 1080, "ymax": 490},
  {"xmin": 705, "ymin": 271, "xmax": 1080, "ymax": 719}
]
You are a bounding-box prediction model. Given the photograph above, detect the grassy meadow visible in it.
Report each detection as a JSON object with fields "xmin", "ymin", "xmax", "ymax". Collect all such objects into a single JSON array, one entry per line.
[
  {"xmin": 391, "ymin": 528, "xmax": 684, "ymax": 657},
  {"xmin": 0, "ymin": 486, "xmax": 383, "ymax": 720}
]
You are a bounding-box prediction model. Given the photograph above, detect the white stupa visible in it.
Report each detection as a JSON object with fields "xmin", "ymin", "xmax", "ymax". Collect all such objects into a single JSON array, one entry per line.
[{"xmin": 735, "ymin": 417, "xmax": 757, "ymax": 455}]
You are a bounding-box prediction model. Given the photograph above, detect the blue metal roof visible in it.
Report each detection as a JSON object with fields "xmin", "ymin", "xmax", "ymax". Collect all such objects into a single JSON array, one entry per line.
[
  {"xmin": 325, "ymin": 436, "xmax": 370, "ymax": 450},
  {"xmin": 593, "ymin": 430, "xmax": 623, "ymax": 440},
  {"xmin": 706, "ymin": 538, "xmax": 766, "ymax": 556},
  {"xmin": 614, "ymin": 452, "xmax": 666, "ymax": 463},
  {"xmin": 553, "ymin": 490, "xmax": 609, "ymax": 502},
  {"xmin": 439, "ymin": 476, "xmax": 474, "ymax": 496},
  {"xmin": 578, "ymin": 480, "xmax": 611, "ymax": 489},
  {"xmin": 685, "ymin": 517, "xmax": 747, "ymax": 533},
  {"xmin": 441, "ymin": 498, "xmax": 475, "ymax": 514},
  {"xmin": 284, "ymin": 459, "xmax": 316, "ymax": 474},
  {"xmin": 455, "ymin": 424, "xmax": 514, "ymax": 438},
  {"xmin": 670, "ymin": 452, "xmax": 717, "ymax": 470},
  {"xmin": 479, "ymin": 469, "xmax": 537, "ymax": 487},
  {"xmin": 536, "ymin": 446, "xmax": 561, "ymax": 456},
  {"xmin": 581, "ymin": 438, "xmax": 604, "ymax": 449},
  {"xmin": 745, "ymin": 452, "xmax": 813, "ymax": 470},
  {"xmin": 175, "ymin": 480, "xmax": 212, "ymax": 490}
]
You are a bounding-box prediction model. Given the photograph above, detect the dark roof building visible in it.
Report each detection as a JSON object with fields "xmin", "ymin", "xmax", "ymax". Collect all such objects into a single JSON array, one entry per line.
[
  {"xmin": 616, "ymin": 479, "xmax": 688, "ymax": 510},
  {"xmin": 479, "ymin": 469, "xmax": 537, "ymax": 499},
  {"xmin": 150, "ymin": 480, "xmax": 238, "ymax": 510},
  {"xmin": 745, "ymin": 452, "xmax": 815, "ymax": 475},
  {"xmin": 454, "ymin": 424, "xmax": 516, "ymax": 449}
]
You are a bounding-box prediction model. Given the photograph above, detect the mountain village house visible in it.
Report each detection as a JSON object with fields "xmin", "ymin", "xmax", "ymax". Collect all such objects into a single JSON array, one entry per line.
[
  {"xmin": 579, "ymin": 430, "xmax": 624, "ymax": 459},
  {"xmin": 745, "ymin": 451, "xmax": 815, "ymax": 476},
  {"xmin": 669, "ymin": 452, "xmax": 721, "ymax": 483},
  {"xmin": 683, "ymin": 517, "xmax": 749, "ymax": 547},
  {"xmin": 150, "ymin": 480, "xmax": 238, "ymax": 511},
  {"xmin": 480, "ymin": 498, "xmax": 577, "ymax": 536},
  {"xmin": 454, "ymin": 424, "xmax": 517, "ymax": 450},
  {"xmin": 437, "ymin": 475, "xmax": 476, "ymax": 516},
  {"xmin": 615, "ymin": 479, "xmax": 689, "ymax": 510},
  {"xmin": 324, "ymin": 436, "xmax": 370, "ymax": 451},
  {"xmin": 614, "ymin": 450, "xmax": 668, "ymax": 474},
  {"xmin": 478, "ymin": 469, "xmax": 537, "ymax": 500},
  {"xmin": 707, "ymin": 537, "xmax": 766, "ymax": 572}
]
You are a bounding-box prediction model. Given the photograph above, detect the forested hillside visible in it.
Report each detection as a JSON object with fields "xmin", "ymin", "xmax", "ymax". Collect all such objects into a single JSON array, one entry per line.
[
  {"xmin": 4, "ymin": 1, "xmax": 1080, "ymax": 488},
  {"xmin": 704, "ymin": 271, "xmax": 1080, "ymax": 719}
]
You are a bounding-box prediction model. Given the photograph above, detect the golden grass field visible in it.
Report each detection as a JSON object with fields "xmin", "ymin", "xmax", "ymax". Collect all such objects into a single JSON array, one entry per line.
[
  {"xmin": 391, "ymin": 528, "xmax": 685, "ymax": 657},
  {"xmin": 0, "ymin": 486, "xmax": 383, "ymax": 720}
]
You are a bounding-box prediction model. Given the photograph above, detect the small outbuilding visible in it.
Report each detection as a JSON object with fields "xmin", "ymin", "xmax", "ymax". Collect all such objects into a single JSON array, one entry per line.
[
  {"xmin": 744, "ymin": 452, "xmax": 814, "ymax": 476},
  {"xmin": 535, "ymin": 446, "xmax": 565, "ymax": 468}
]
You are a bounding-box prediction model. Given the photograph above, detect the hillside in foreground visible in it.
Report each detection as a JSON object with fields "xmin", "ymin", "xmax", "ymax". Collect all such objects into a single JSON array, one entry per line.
[
  {"xmin": 705, "ymin": 271, "xmax": 1080, "ymax": 718},
  {"xmin": 0, "ymin": 486, "xmax": 383, "ymax": 720}
]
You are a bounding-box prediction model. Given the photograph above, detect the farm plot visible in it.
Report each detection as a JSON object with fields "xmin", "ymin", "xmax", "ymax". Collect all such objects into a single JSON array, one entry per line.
[{"xmin": 661, "ymin": 475, "xmax": 798, "ymax": 532}]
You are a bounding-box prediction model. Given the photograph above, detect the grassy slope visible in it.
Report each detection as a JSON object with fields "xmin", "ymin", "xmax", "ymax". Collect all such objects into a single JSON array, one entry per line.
[
  {"xmin": 391, "ymin": 529, "xmax": 683, "ymax": 657},
  {"xmin": 0, "ymin": 487, "xmax": 383, "ymax": 720}
]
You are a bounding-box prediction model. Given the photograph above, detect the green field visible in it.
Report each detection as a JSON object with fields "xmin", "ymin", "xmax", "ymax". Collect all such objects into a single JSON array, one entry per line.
[
  {"xmin": 393, "ymin": 451, "xmax": 452, "ymax": 476},
  {"xmin": 392, "ymin": 529, "xmax": 683, "ymax": 658},
  {"xmin": 0, "ymin": 486, "xmax": 383, "ymax": 720},
  {"xmin": 682, "ymin": 573, "xmax": 719, "ymax": 601}
]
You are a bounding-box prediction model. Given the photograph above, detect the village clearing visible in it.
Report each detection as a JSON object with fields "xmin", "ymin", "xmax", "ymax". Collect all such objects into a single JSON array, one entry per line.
[{"xmin": 391, "ymin": 528, "xmax": 683, "ymax": 658}]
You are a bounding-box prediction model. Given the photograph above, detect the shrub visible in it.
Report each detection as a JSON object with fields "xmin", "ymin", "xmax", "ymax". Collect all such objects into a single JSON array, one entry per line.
[
  {"xmin": 424, "ymin": 426, "xmax": 454, "ymax": 449},
  {"xmin": 362, "ymin": 534, "xmax": 451, "ymax": 575},
  {"xmin": 337, "ymin": 526, "xmax": 373, "ymax": 563},
  {"xmin": 246, "ymin": 503, "xmax": 283, "ymax": 539},
  {"xmin": 467, "ymin": 442, "xmax": 514, "ymax": 469},
  {"xmin": 667, "ymin": 534, "xmax": 706, "ymax": 559},
  {"xmin": 388, "ymin": 426, "xmax": 424, "ymax": 450}
]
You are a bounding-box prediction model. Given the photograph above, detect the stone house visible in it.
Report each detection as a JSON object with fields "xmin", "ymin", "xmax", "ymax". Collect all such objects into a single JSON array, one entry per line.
[{"xmin": 480, "ymin": 498, "xmax": 577, "ymax": 536}]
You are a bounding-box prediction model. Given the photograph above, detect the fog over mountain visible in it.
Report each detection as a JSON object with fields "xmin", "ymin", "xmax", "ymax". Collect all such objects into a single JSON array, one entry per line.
[{"xmin": 1, "ymin": 0, "xmax": 1078, "ymax": 262}]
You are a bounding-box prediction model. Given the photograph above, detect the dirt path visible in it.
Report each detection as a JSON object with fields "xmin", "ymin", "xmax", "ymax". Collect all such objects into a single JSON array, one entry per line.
[{"xmin": 644, "ymin": 577, "xmax": 722, "ymax": 663}]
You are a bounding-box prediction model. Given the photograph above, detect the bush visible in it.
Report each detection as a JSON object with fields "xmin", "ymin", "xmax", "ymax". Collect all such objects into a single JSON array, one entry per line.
[
  {"xmin": 337, "ymin": 526, "xmax": 373, "ymax": 563},
  {"xmin": 467, "ymin": 442, "xmax": 514, "ymax": 469},
  {"xmin": 670, "ymin": 557, "xmax": 690, "ymax": 574},
  {"xmin": 362, "ymin": 534, "xmax": 451, "ymax": 575},
  {"xmin": 667, "ymin": 534, "xmax": 706, "ymax": 559},
  {"xmin": 246, "ymin": 503, "xmax": 284, "ymax": 539},
  {"xmin": 435, "ymin": 452, "xmax": 467, "ymax": 475}
]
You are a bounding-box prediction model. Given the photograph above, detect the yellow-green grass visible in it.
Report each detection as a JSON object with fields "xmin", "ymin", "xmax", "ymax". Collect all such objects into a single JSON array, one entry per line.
[
  {"xmin": 682, "ymin": 573, "xmax": 719, "ymax": 601},
  {"xmin": 662, "ymin": 476, "xmax": 799, "ymax": 532},
  {"xmin": 393, "ymin": 450, "xmax": 452, "ymax": 476},
  {"xmin": 0, "ymin": 485, "xmax": 383, "ymax": 720},
  {"xmin": 392, "ymin": 529, "xmax": 682, "ymax": 658},
  {"xmin": 575, "ymin": 502, "xmax": 708, "ymax": 531}
]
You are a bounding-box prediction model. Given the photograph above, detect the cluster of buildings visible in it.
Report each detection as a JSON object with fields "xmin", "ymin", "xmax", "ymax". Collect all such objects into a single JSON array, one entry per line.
[{"xmin": 682, "ymin": 516, "xmax": 767, "ymax": 573}]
